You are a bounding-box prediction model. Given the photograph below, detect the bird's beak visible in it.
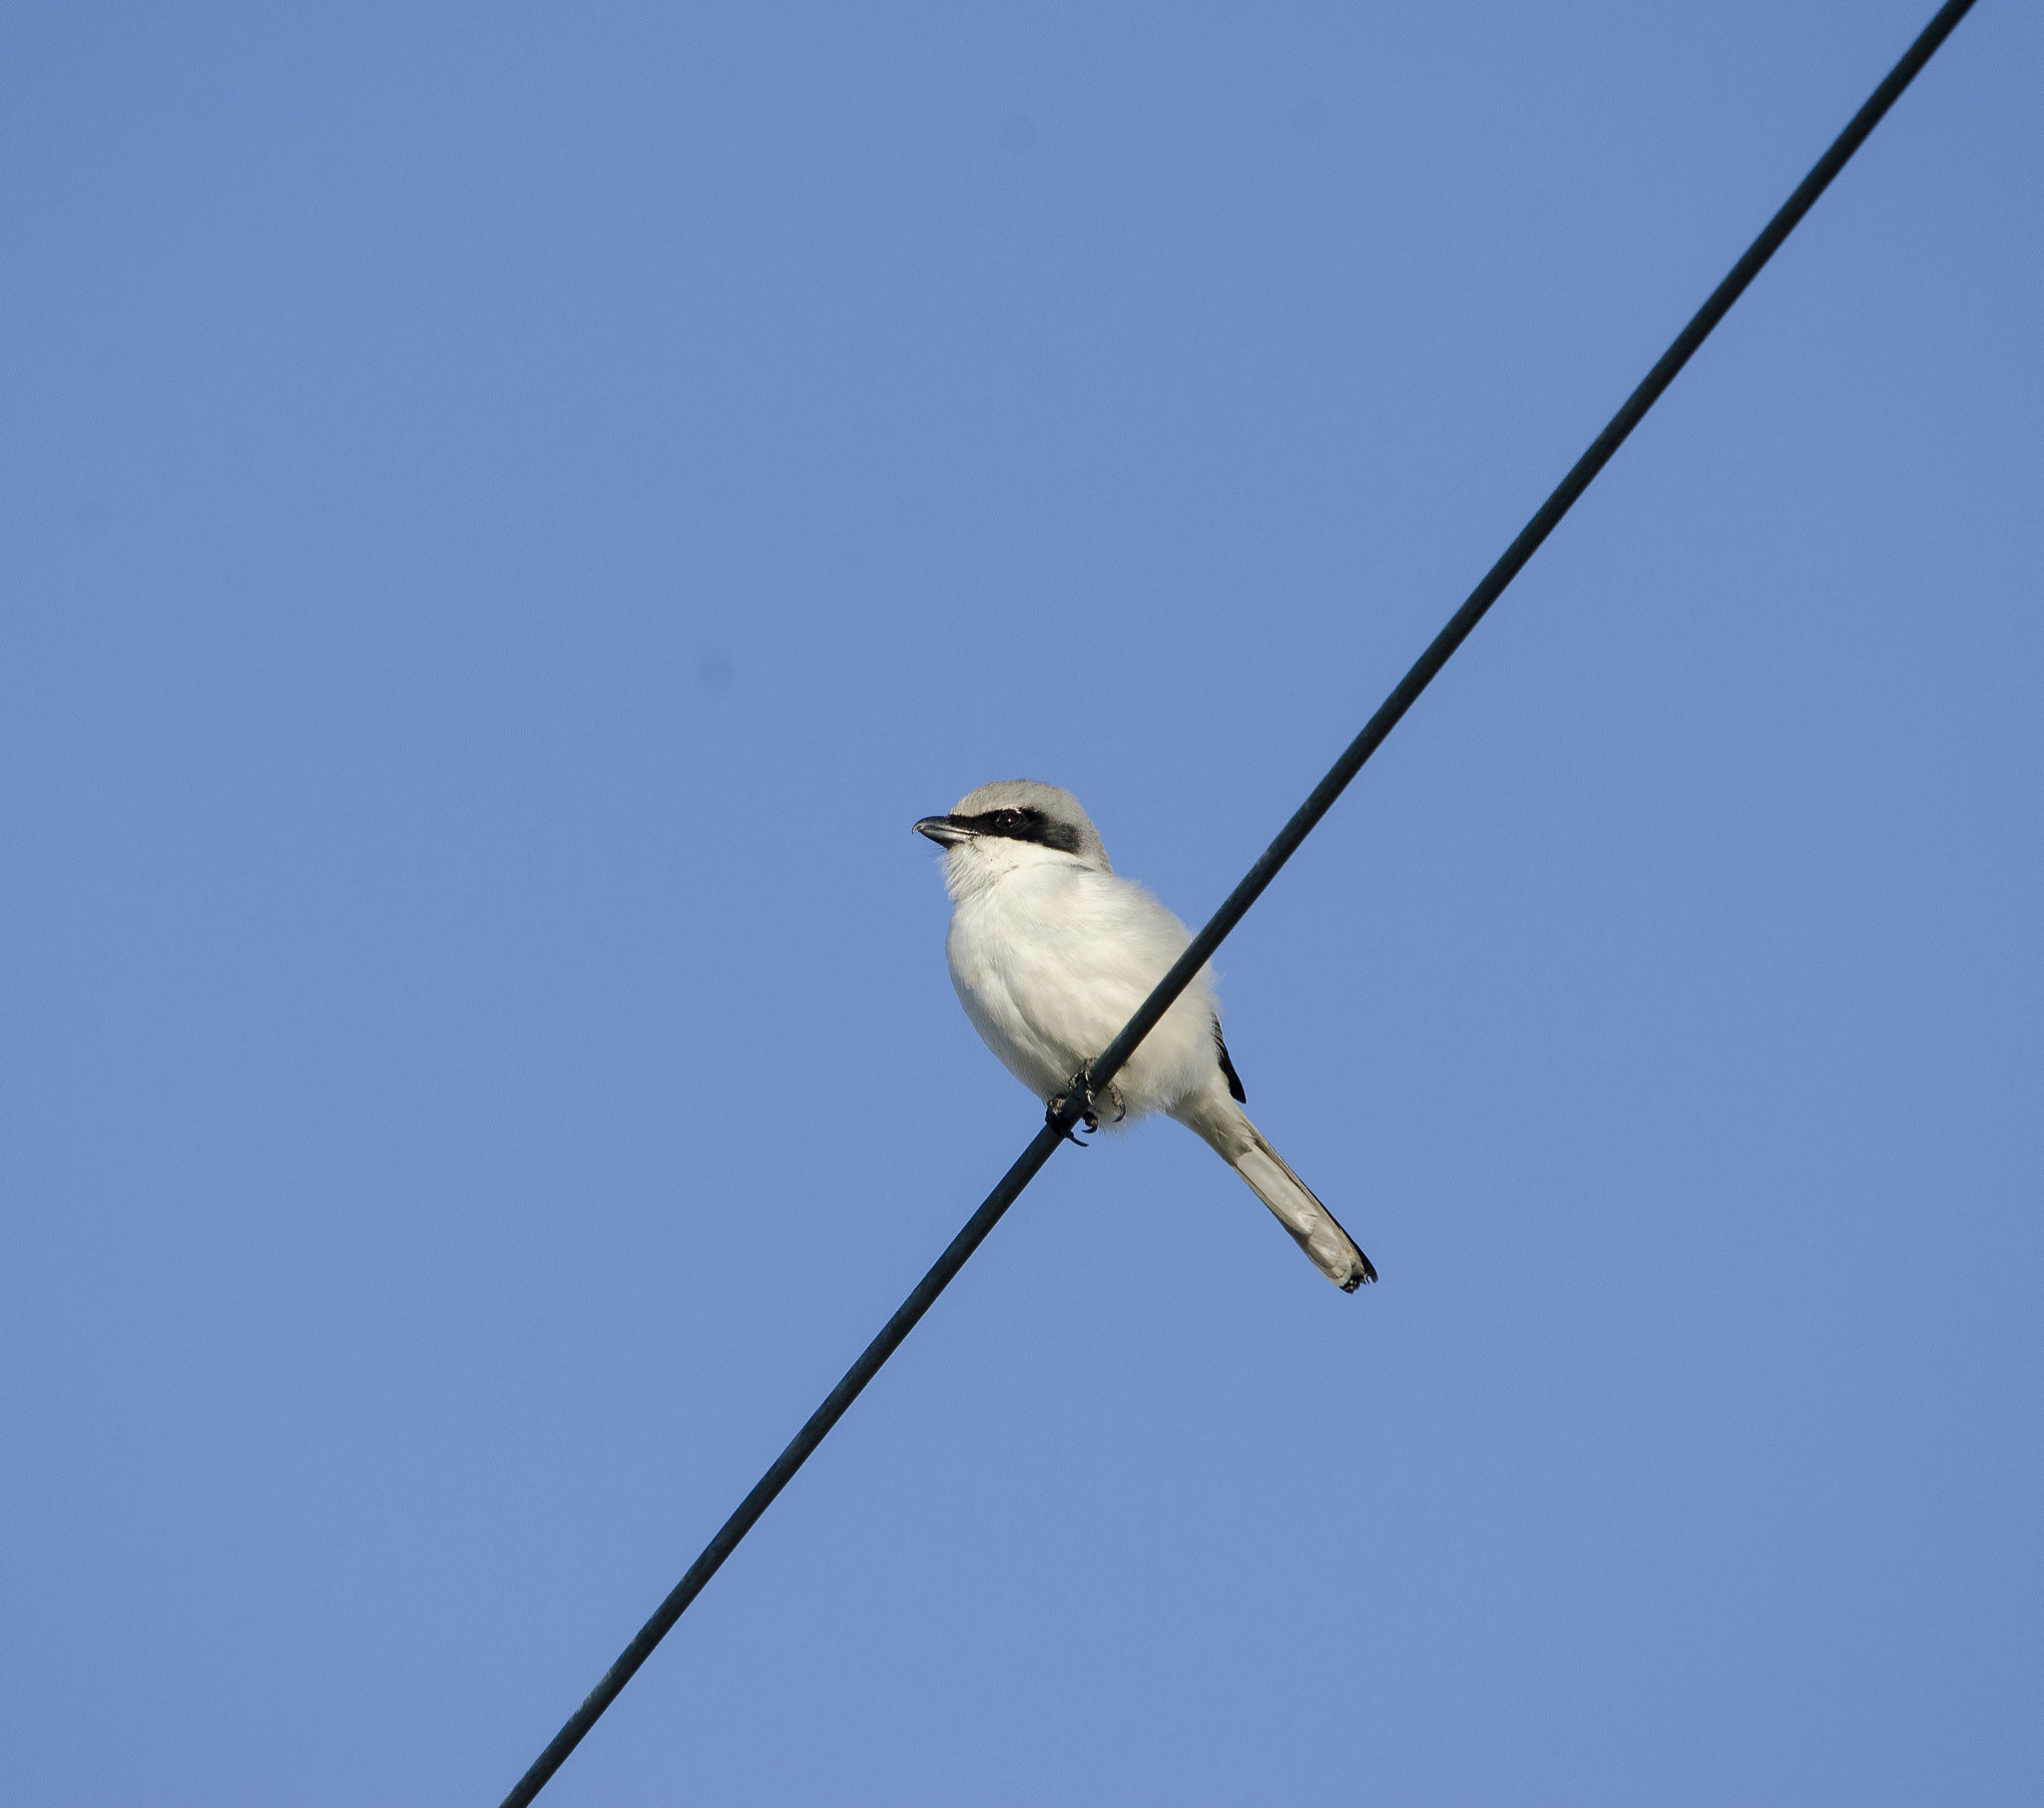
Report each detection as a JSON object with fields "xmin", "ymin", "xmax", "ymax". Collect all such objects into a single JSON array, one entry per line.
[{"xmin": 914, "ymin": 815, "xmax": 976, "ymax": 847}]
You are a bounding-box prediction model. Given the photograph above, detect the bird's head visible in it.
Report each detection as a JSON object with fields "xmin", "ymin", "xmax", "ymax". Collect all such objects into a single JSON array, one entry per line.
[{"xmin": 914, "ymin": 780, "xmax": 1112, "ymax": 892}]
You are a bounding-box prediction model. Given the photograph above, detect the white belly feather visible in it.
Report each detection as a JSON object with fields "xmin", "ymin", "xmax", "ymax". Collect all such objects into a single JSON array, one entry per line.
[{"xmin": 943, "ymin": 862, "xmax": 1221, "ymax": 1119}]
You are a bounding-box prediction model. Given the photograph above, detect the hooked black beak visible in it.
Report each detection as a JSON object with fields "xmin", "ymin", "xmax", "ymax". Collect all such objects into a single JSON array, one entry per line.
[{"xmin": 914, "ymin": 815, "xmax": 976, "ymax": 847}]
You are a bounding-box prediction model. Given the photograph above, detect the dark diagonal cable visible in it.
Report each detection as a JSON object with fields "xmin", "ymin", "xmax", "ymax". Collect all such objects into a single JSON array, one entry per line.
[
  {"xmin": 1077, "ymin": 0, "xmax": 1979, "ymax": 1109},
  {"xmin": 498, "ymin": 4, "xmax": 1976, "ymax": 1800}
]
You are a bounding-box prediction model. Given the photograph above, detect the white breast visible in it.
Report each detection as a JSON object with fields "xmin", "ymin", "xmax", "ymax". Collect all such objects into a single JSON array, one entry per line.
[{"xmin": 943, "ymin": 855, "xmax": 1224, "ymax": 1120}]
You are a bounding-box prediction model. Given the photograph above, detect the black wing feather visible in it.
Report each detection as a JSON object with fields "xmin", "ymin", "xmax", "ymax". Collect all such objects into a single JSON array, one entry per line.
[{"xmin": 1214, "ymin": 1024, "xmax": 1247, "ymax": 1104}]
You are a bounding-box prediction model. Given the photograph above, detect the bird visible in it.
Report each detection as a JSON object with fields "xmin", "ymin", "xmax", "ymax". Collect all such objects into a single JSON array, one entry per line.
[{"xmin": 914, "ymin": 779, "xmax": 1375, "ymax": 1292}]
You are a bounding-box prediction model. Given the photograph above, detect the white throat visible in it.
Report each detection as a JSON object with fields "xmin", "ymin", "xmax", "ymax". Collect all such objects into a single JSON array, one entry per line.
[{"xmin": 941, "ymin": 836, "xmax": 1094, "ymax": 903}]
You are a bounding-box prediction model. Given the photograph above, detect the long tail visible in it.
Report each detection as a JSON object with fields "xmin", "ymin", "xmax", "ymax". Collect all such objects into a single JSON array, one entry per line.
[
  {"xmin": 1175, "ymin": 1095, "xmax": 1376, "ymax": 1292},
  {"xmin": 1235, "ymin": 1124, "xmax": 1376, "ymax": 1291}
]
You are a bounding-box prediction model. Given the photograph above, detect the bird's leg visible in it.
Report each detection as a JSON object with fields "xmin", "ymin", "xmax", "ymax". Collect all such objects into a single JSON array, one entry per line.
[{"xmin": 1046, "ymin": 1069, "xmax": 1100, "ymax": 1143}]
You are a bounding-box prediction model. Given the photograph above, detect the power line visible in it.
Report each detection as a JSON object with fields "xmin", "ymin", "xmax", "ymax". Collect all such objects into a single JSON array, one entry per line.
[{"xmin": 496, "ymin": 4, "xmax": 1979, "ymax": 1800}]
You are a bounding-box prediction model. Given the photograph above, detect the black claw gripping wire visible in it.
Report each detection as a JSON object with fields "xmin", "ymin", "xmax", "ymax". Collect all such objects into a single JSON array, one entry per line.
[{"xmin": 496, "ymin": 4, "xmax": 1978, "ymax": 1800}]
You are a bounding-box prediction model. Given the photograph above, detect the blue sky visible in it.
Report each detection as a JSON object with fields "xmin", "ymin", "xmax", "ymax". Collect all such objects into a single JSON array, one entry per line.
[{"xmin": 4, "ymin": 3, "xmax": 2039, "ymax": 1803}]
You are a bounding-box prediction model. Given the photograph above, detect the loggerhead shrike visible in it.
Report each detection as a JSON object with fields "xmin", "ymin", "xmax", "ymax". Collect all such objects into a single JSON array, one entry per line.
[{"xmin": 915, "ymin": 780, "xmax": 1375, "ymax": 1292}]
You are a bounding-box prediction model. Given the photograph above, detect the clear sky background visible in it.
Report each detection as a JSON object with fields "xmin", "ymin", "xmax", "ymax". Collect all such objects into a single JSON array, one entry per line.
[{"xmin": 4, "ymin": 3, "xmax": 2039, "ymax": 1804}]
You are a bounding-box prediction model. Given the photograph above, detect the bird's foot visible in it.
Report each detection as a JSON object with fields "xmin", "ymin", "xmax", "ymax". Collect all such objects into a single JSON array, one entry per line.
[
  {"xmin": 1044, "ymin": 1099, "xmax": 1089, "ymax": 1144},
  {"xmin": 1047, "ymin": 1070, "xmax": 1101, "ymax": 1144}
]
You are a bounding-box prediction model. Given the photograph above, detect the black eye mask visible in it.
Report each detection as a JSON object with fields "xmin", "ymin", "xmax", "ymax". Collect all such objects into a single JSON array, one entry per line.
[{"xmin": 949, "ymin": 806, "xmax": 1084, "ymax": 856}]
